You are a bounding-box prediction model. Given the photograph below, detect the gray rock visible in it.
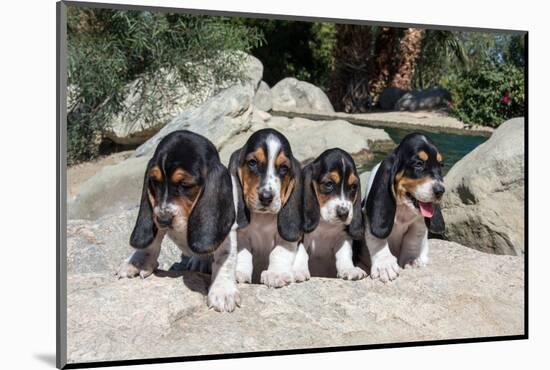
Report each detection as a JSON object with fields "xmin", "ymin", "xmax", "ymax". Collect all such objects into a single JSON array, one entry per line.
[
  {"xmin": 104, "ymin": 54, "xmax": 263, "ymax": 146},
  {"xmin": 271, "ymin": 77, "xmax": 334, "ymax": 114},
  {"xmin": 67, "ymin": 209, "xmax": 182, "ymax": 275},
  {"xmin": 395, "ymin": 87, "xmax": 452, "ymax": 112},
  {"xmin": 66, "ymin": 238, "xmax": 524, "ymax": 364},
  {"xmin": 253, "ymin": 81, "xmax": 273, "ymax": 112},
  {"xmin": 442, "ymin": 117, "xmax": 525, "ymax": 255},
  {"xmin": 218, "ymin": 116, "xmax": 393, "ymax": 165},
  {"xmin": 68, "ymin": 156, "xmax": 149, "ymax": 220},
  {"xmin": 379, "ymin": 87, "xmax": 406, "ymax": 110},
  {"xmin": 134, "ymin": 81, "xmax": 257, "ymax": 158}
]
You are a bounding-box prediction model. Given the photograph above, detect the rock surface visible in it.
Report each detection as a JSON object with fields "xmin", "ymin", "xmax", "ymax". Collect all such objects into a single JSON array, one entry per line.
[
  {"xmin": 68, "ymin": 156, "xmax": 149, "ymax": 220},
  {"xmin": 253, "ymin": 81, "xmax": 273, "ymax": 112},
  {"xmin": 133, "ymin": 55, "xmax": 263, "ymax": 158},
  {"xmin": 442, "ymin": 117, "xmax": 525, "ymax": 255},
  {"xmin": 104, "ymin": 54, "xmax": 263, "ymax": 145},
  {"xmin": 395, "ymin": 87, "xmax": 452, "ymax": 112},
  {"xmin": 66, "ymin": 211, "xmax": 524, "ymax": 364},
  {"xmin": 218, "ymin": 116, "xmax": 393, "ymax": 165},
  {"xmin": 271, "ymin": 77, "xmax": 334, "ymax": 114}
]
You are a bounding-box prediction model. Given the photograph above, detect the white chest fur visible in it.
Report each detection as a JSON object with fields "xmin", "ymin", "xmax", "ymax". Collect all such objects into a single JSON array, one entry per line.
[
  {"xmin": 303, "ymin": 221, "xmax": 350, "ymax": 277},
  {"xmin": 166, "ymin": 227, "xmax": 194, "ymax": 256}
]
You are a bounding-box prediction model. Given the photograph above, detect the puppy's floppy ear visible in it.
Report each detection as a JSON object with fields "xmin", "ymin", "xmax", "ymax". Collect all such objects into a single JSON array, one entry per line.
[
  {"xmin": 302, "ymin": 162, "xmax": 320, "ymax": 233},
  {"xmin": 278, "ymin": 157, "xmax": 303, "ymax": 242},
  {"xmin": 425, "ymin": 204, "xmax": 445, "ymax": 235},
  {"xmin": 365, "ymin": 154, "xmax": 400, "ymax": 239},
  {"xmin": 130, "ymin": 159, "xmax": 158, "ymax": 249},
  {"xmin": 347, "ymin": 174, "xmax": 364, "ymax": 240},
  {"xmin": 187, "ymin": 162, "xmax": 236, "ymax": 254},
  {"xmin": 229, "ymin": 149, "xmax": 249, "ymax": 229}
]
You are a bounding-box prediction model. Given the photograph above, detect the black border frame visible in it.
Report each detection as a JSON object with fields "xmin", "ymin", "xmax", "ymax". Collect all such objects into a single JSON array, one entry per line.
[{"xmin": 57, "ymin": 1, "xmax": 528, "ymax": 368}]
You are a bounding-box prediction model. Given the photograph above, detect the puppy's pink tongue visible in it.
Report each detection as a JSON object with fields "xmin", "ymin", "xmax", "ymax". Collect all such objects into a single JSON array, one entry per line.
[{"xmin": 418, "ymin": 202, "xmax": 435, "ymax": 218}]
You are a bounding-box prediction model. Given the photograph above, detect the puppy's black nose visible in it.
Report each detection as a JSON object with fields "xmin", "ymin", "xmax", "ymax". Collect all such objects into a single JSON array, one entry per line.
[
  {"xmin": 336, "ymin": 206, "xmax": 349, "ymax": 221},
  {"xmin": 433, "ymin": 183, "xmax": 445, "ymax": 198},
  {"xmin": 157, "ymin": 214, "xmax": 173, "ymax": 227},
  {"xmin": 258, "ymin": 189, "xmax": 274, "ymax": 206}
]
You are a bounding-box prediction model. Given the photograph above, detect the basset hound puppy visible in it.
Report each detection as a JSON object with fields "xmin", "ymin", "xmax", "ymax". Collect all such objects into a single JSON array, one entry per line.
[
  {"xmin": 293, "ymin": 149, "xmax": 366, "ymax": 280},
  {"xmin": 116, "ymin": 130, "xmax": 240, "ymax": 312},
  {"xmin": 229, "ymin": 128, "xmax": 304, "ymax": 288},
  {"xmin": 360, "ymin": 133, "xmax": 445, "ymax": 282}
]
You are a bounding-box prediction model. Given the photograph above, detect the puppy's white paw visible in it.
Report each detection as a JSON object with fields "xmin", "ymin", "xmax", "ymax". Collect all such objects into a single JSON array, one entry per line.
[
  {"xmin": 207, "ymin": 282, "xmax": 241, "ymax": 312},
  {"xmin": 235, "ymin": 271, "xmax": 252, "ymax": 284},
  {"xmin": 260, "ymin": 270, "xmax": 293, "ymax": 288},
  {"xmin": 338, "ymin": 266, "xmax": 367, "ymax": 281},
  {"xmin": 115, "ymin": 252, "xmax": 159, "ymax": 279},
  {"xmin": 293, "ymin": 269, "xmax": 311, "ymax": 283},
  {"xmin": 403, "ymin": 257, "xmax": 428, "ymax": 269},
  {"xmin": 370, "ymin": 255, "xmax": 400, "ymax": 283}
]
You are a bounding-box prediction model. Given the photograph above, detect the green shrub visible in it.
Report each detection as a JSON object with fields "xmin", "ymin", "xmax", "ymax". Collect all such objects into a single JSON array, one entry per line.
[
  {"xmin": 67, "ymin": 7, "xmax": 263, "ymax": 164},
  {"xmin": 444, "ymin": 61, "xmax": 525, "ymax": 127},
  {"xmin": 235, "ymin": 19, "xmax": 336, "ymax": 90}
]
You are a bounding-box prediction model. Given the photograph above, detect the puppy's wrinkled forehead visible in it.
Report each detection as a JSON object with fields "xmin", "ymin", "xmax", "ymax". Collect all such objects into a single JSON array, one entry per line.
[
  {"xmin": 399, "ymin": 133, "xmax": 443, "ymax": 165},
  {"xmin": 316, "ymin": 149, "xmax": 357, "ymax": 181},
  {"xmin": 151, "ymin": 136, "xmax": 209, "ymax": 182},
  {"xmin": 243, "ymin": 130, "xmax": 292, "ymax": 161}
]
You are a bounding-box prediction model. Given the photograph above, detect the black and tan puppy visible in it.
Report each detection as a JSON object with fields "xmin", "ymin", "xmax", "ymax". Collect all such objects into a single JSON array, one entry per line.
[
  {"xmin": 361, "ymin": 133, "xmax": 445, "ymax": 282},
  {"xmin": 229, "ymin": 128, "xmax": 303, "ymax": 288},
  {"xmin": 293, "ymin": 149, "xmax": 366, "ymax": 280},
  {"xmin": 116, "ymin": 130, "xmax": 240, "ymax": 312}
]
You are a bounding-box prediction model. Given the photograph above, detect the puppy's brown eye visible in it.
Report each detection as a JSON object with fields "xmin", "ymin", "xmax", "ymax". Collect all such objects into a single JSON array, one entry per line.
[
  {"xmin": 278, "ymin": 165, "xmax": 289, "ymax": 176},
  {"xmin": 179, "ymin": 182, "xmax": 193, "ymax": 190},
  {"xmin": 350, "ymin": 183, "xmax": 358, "ymax": 192},
  {"xmin": 247, "ymin": 159, "xmax": 257, "ymax": 168},
  {"xmin": 321, "ymin": 181, "xmax": 334, "ymax": 192}
]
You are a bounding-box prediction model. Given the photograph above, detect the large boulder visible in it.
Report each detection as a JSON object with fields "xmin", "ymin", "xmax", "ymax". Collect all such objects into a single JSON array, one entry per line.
[
  {"xmin": 379, "ymin": 87, "xmax": 406, "ymax": 110},
  {"xmin": 442, "ymin": 117, "xmax": 525, "ymax": 255},
  {"xmin": 395, "ymin": 87, "xmax": 452, "ymax": 112},
  {"xmin": 218, "ymin": 115, "xmax": 393, "ymax": 166},
  {"xmin": 66, "ymin": 218, "xmax": 524, "ymax": 364},
  {"xmin": 68, "ymin": 156, "xmax": 149, "ymax": 220},
  {"xmin": 253, "ymin": 81, "xmax": 273, "ymax": 112},
  {"xmin": 67, "ymin": 208, "xmax": 182, "ymax": 275},
  {"xmin": 271, "ymin": 77, "xmax": 334, "ymax": 114},
  {"xmin": 103, "ymin": 54, "xmax": 263, "ymax": 146}
]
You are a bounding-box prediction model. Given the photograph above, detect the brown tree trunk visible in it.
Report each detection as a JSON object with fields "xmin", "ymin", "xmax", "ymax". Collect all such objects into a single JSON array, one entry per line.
[
  {"xmin": 329, "ymin": 24, "xmax": 372, "ymax": 113},
  {"xmin": 368, "ymin": 27, "xmax": 400, "ymax": 100},
  {"xmin": 390, "ymin": 28, "xmax": 425, "ymax": 90}
]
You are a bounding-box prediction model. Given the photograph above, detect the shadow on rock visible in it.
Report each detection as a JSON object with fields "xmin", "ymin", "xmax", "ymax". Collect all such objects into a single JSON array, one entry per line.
[{"xmin": 154, "ymin": 269, "xmax": 210, "ymax": 295}]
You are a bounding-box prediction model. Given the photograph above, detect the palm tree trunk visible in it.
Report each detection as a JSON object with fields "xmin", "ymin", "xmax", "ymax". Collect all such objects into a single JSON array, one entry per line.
[
  {"xmin": 368, "ymin": 27, "xmax": 400, "ymax": 99},
  {"xmin": 329, "ymin": 24, "xmax": 372, "ymax": 112},
  {"xmin": 391, "ymin": 28, "xmax": 425, "ymax": 90}
]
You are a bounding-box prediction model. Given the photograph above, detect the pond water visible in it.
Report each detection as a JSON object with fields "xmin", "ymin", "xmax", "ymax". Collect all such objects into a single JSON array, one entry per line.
[{"xmin": 356, "ymin": 126, "xmax": 488, "ymax": 175}]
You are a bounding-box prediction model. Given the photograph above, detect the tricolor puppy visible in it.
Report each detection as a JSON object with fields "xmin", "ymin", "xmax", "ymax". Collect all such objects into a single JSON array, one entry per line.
[
  {"xmin": 361, "ymin": 133, "xmax": 445, "ymax": 282},
  {"xmin": 116, "ymin": 130, "xmax": 240, "ymax": 312},
  {"xmin": 294, "ymin": 149, "xmax": 366, "ymax": 280},
  {"xmin": 229, "ymin": 128, "xmax": 303, "ymax": 288}
]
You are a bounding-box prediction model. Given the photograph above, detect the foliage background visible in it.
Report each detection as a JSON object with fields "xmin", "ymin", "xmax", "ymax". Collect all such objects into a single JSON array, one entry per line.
[
  {"xmin": 67, "ymin": 6, "xmax": 525, "ymax": 163},
  {"xmin": 67, "ymin": 7, "xmax": 263, "ymax": 164}
]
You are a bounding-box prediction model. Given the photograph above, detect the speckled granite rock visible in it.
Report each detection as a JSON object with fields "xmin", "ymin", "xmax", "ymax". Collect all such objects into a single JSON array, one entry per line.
[
  {"xmin": 443, "ymin": 117, "xmax": 525, "ymax": 255},
  {"xmin": 66, "ymin": 217, "xmax": 524, "ymax": 365}
]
